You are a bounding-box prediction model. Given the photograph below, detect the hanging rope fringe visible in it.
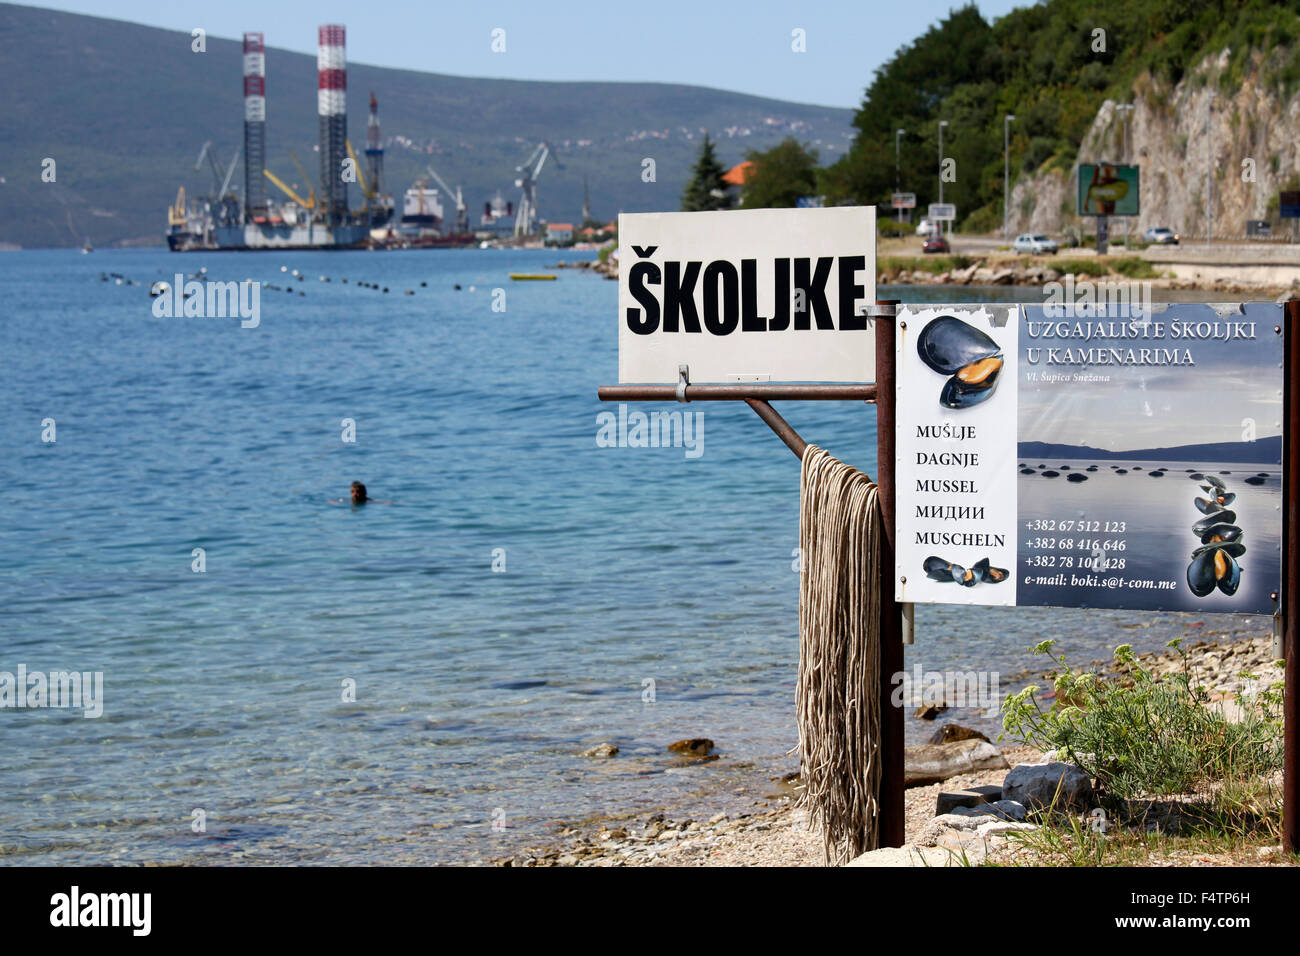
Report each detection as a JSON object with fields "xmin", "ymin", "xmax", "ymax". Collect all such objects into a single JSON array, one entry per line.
[{"xmin": 796, "ymin": 444, "xmax": 884, "ymax": 865}]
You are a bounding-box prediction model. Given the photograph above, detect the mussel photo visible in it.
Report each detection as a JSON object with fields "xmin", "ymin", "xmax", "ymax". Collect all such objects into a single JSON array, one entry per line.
[
  {"xmin": 923, "ymin": 555, "xmax": 1005, "ymax": 587},
  {"xmin": 1187, "ymin": 544, "xmax": 1242, "ymax": 597},
  {"xmin": 972, "ymin": 557, "xmax": 1009, "ymax": 583},
  {"xmin": 1186, "ymin": 474, "xmax": 1246, "ymax": 600},
  {"xmin": 916, "ymin": 316, "xmax": 1003, "ymax": 409}
]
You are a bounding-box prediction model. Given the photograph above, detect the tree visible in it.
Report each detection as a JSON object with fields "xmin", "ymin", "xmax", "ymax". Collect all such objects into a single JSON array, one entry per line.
[
  {"xmin": 680, "ymin": 134, "xmax": 732, "ymax": 211},
  {"xmin": 739, "ymin": 138, "xmax": 820, "ymax": 209}
]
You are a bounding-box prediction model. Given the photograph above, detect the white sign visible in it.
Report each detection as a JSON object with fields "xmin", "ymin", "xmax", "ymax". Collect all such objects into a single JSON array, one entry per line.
[
  {"xmin": 617, "ymin": 207, "xmax": 876, "ymax": 384},
  {"xmin": 895, "ymin": 305, "xmax": 1019, "ymax": 606},
  {"xmin": 927, "ymin": 203, "xmax": 956, "ymax": 222},
  {"xmin": 891, "ymin": 192, "xmax": 917, "ymax": 209}
]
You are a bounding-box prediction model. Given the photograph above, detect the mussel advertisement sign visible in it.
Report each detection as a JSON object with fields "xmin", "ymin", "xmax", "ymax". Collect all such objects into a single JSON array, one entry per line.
[{"xmin": 895, "ymin": 302, "xmax": 1283, "ymax": 614}]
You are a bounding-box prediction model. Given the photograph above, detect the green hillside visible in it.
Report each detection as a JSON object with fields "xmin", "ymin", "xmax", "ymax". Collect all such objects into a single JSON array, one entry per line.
[
  {"xmin": 825, "ymin": 0, "xmax": 1300, "ymax": 229},
  {"xmin": 0, "ymin": 3, "xmax": 853, "ymax": 248}
]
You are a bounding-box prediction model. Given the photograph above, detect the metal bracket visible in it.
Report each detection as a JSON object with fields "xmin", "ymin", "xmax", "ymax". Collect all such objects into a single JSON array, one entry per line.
[
  {"xmin": 676, "ymin": 365, "xmax": 690, "ymax": 403},
  {"xmin": 1275, "ymin": 610, "xmax": 1285, "ymax": 660},
  {"xmin": 901, "ymin": 602, "xmax": 915, "ymax": 646},
  {"xmin": 863, "ymin": 303, "xmax": 898, "ymax": 317}
]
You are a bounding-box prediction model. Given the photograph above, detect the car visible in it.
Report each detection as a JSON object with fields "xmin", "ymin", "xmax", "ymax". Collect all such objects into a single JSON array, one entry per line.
[
  {"xmin": 922, "ymin": 235, "xmax": 950, "ymax": 254},
  {"xmin": 1012, "ymin": 233, "xmax": 1059, "ymax": 254},
  {"xmin": 916, "ymin": 218, "xmax": 939, "ymax": 238},
  {"xmin": 1144, "ymin": 226, "xmax": 1180, "ymax": 245}
]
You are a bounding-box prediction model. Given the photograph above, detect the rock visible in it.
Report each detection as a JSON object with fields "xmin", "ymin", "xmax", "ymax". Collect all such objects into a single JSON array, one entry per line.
[
  {"xmin": 913, "ymin": 702, "xmax": 948, "ymax": 720},
  {"xmin": 975, "ymin": 820, "xmax": 1037, "ymax": 838},
  {"xmin": 581, "ymin": 742, "xmax": 618, "ymax": 758},
  {"xmin": 668, "ymin": 738, "xmax": 714, "ymax": 756},
  {"xmin": 708, "ymin": 812, "xmax": 728, "ymax": 824},
  {"xmin": 905, "ymin": 739, "xmax": 1009, "ymax": 787},
  {"xmin": 949, "ymin": 799, "xmax": 1027, "ymax": 822},
  {"xmin": 1002, "ymin": 761, "xmax": 1095, "ymax": 812},
  {"xmin": 846, "ymin": 844, "xmax": 982, "ymax": 867},
  {"xmin": 991, "ymin": 268, "xmax": 1016, "ymax": 285},
  {"xmin": 935, "ymin": 784, "xmax": 1002, "ymax": 815},
  {"xmin": 927, "ymin": 723, "xmax": 990, "ymax": 745}
]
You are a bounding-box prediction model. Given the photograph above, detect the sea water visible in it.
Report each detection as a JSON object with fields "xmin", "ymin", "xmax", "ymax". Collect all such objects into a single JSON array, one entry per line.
[{"xmin": 0, "ymin": 249, "xmax": 1272, "ymax": 864}]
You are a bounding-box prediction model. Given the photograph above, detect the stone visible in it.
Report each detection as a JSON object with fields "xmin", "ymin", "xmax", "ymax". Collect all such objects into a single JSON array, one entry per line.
[
  {"xmin": 905, "ymin": 739, "xmax": 1009, "ymax": 787},
  {"xmin": 927, "ymin": 723, "xmax": 991, "ymax": 745},
  {"xmin": 975, "ymin": 820, "xmax": 1037, "ymax": 838},
  {"xmin": 581, "ymin": 742, "xmax": 618, "ymax": 758},
  {"xmin": 935, "ymin": 784, "xmax": 1002, "ymax": 815},
  {"xmin": 913, "ymin": 702, "xmax": 948, "ymax": 720},
  {"xmin": 668, "ymin": 738, "xmax": 714, "ymax": 756},
  {"xmin": 949, "ymin": 799, "xmax": 1027, "ymax": 822},
  {"xmin": 1002, "ymin": 761, "xmax": 1095, "ymax": 812},
  {"xmin": 846, "ymin": 844, "xmax": 983, "ymax": 867}
]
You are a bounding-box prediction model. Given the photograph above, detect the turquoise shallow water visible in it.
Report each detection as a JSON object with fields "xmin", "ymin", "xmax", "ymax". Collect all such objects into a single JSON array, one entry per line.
[{"xmin": 0, "ymin": 249, "xmax": 1271, "ymax": 864}]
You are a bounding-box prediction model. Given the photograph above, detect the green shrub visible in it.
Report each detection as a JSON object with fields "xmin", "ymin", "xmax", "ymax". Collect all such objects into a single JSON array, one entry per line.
[{"xmin": 1002, "ymin": 640, "xmax": 1284, "ymax": 802}]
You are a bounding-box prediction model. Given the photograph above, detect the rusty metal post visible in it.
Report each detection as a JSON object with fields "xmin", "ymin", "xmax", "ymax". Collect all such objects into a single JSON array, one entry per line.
[
  {"xmin": 1285, "ymin": 300, "xmax": 1299, "ymax": 854},
  {"xmin": 875, "ymin": 299, "xmax": 906, "ymax": 848},
  {"xmin": 743, "ymin": 399, "xmax": 808, "ymax": 459}
]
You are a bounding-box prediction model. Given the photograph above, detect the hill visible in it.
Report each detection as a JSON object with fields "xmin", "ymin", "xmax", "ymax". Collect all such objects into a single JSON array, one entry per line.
[
  {"xmin": 1018, "ymin": 435, "xmax": 1283, "ymax": 464},
  {"xmin": 0, "ymin": 3, "xmax": 853, "ymax": 248},
  {"xmin": 826, "ymin": 0, "xmax": 1300, "ymax": 237}
]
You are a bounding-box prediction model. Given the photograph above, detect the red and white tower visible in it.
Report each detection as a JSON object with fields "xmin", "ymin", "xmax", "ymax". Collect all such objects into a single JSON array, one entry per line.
[
  {"xmin": 243, "ymin": 32, "xmax": 267, "ymax": 222},
  {"xmin": 317, "ymin": 24, "xmax": 348, "ymax": 223}
]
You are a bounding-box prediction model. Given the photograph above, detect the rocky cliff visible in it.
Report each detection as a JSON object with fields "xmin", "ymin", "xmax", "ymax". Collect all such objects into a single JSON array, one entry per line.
[{"xmin": 1009, "ymin": 49, "xmax": 1300, "ymax": 240}]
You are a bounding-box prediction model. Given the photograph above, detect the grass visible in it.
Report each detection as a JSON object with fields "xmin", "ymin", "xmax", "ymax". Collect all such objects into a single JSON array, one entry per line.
[
  {"xmin": 991, "ymin": 639, "xmax": 1289, "ymax": 867},
  {"xmin": 879, "ymin": 255, "xmax": 973, "ymax": 275}
]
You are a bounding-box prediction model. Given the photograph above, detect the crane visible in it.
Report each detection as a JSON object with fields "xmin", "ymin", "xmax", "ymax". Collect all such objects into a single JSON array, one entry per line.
[
  {"xmin": 346, "ymin": 139, "xmax": 373, "ymax": 200},
  {"xmin": 425, "ymin": 164, "xmax": 468, "ymax": 235},
  {"xmin": 263, "ymin": 149, "xmax": 316, "ymax": 210},
  {"xmin": 513, "ymin": 141, "xmax": 550, "ymax": 237}
]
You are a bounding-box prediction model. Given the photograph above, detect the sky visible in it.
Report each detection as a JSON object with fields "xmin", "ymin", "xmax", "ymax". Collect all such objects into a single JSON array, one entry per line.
[{"xmin": 24, "ymin": 0, "xmax": 1028, "ymax": 109}]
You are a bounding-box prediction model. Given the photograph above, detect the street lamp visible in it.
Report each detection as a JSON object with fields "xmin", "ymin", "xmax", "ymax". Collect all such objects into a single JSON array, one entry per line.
[
  {"xmin": 938, "ymin": 120, "xmax": 949, "ymax": 236},
  {"xmin": 1004, "ymin": 114, "xmax": 1015, "ymax": 244},
  {"xmin": 896, "ymin": 128, "xmax": 905, "ymax": 223}
]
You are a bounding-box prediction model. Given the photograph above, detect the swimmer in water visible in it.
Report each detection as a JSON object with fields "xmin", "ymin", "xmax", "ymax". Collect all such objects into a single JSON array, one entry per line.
[{"xmin": 329, "ymin": 481, "xmax": 390, "ymax": 506}]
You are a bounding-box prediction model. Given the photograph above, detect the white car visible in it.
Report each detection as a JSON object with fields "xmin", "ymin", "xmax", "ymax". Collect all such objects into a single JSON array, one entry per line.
[
  {"xmin": 1013, "ymin": 233, "xmax": 1059, "ymax": 254},
  {"xmin": 916, "ymin": 218, "xmax": 939, "ymax": 238}
]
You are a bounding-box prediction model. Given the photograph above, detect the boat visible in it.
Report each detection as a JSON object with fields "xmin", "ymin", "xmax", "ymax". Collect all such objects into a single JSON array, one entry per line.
[{"xmin": 508, "ymin": 273, "xmax": 557, "ymax": 281}]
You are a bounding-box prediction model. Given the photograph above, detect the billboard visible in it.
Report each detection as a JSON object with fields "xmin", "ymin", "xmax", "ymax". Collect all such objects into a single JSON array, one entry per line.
[
  {"xmin": 616, "ymin": 207, "xmax": 876, "ymax": 384},
  {"xmin": 1077, "ymin": 163, "xmax": 1140, "ymax": 217},
  {"xmin": 928, "ymin": 203, "xmax": 956, "ymax": 222},
  {"xmin": 896, "ymin": 302, "xmax": 1283, "ymax": 614},
  {"xmin": 891, "ymin": 192, "xmax": 917, "ymax": 209}
]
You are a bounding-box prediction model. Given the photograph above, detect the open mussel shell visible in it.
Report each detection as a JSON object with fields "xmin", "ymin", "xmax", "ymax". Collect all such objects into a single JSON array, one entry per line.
[
  {"xmin": 973, "ymin": 557, "xmax": 1008, "ymax": 583},
  {"xmin": 939, "ymin": 357, "xmax": 1003, "ymax": 409},
  {"xmin": 1195, "ymin": 497, "xmax": 1226, "ymax": 515},
  {"xmin": 1203, "ymin": 474, "xmax": 1226, "ymax": 490},
  {"xmin": 1193, "ymin": 511, "xmax": 1236, "ymax": 535},
  {"xmin": 1192, "ymin": 540, "xmax": 1246, "ymax": 559},
  {"xmin": 1187, "ymin": 547, "xmax": 1241, "ymax": 597},
  {"xmin": 1198, "ymin": 523, "xmax": 1244, "ymax": 545},
  {"xmin": 917, "ymin": 316, "xmax": 1002, "ymax": 374},
  {"xmin": 954, "ymin": 564, "xmax": 981, "ymax": 587}
]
